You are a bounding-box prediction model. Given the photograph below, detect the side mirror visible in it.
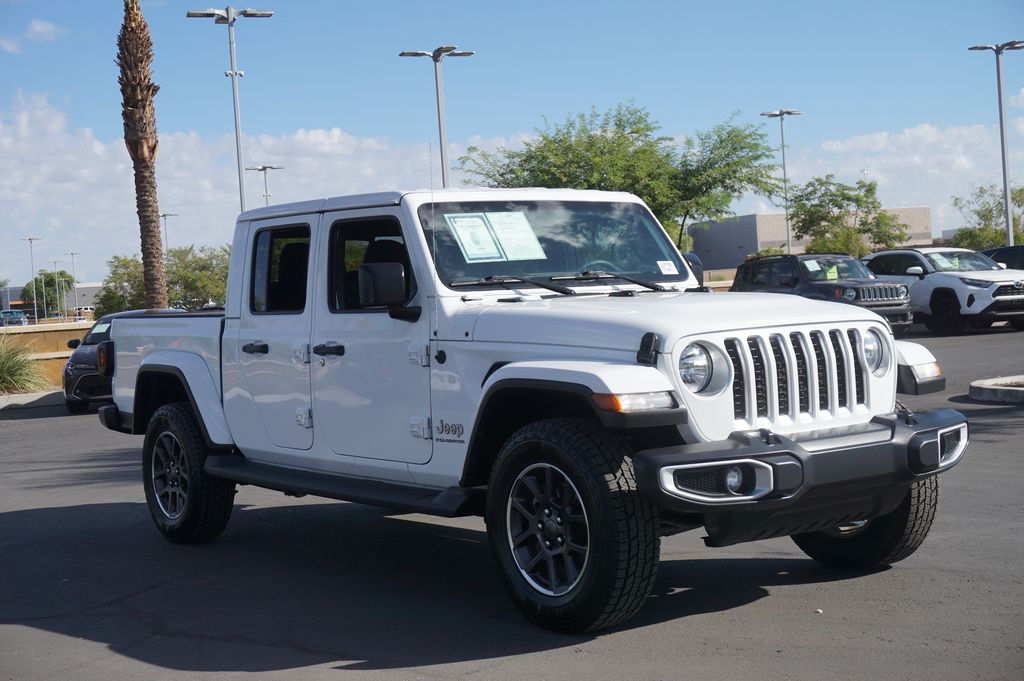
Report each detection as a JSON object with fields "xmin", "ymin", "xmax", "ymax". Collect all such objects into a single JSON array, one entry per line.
[
  {"xmin": 998, "ymin": 262, "xmax": 1008, "ymax": 269},
  {"xmin": 682, "ymin": 253, "xmax": 704, "ymax": 286},
  {"xmin": 67, "ymin": 338, "xmax": 81, "ymax": 349},
  {"xmin": 358, "ymin": 262, "xmax": 406, "ymax": 307},
  {"xmin": 905, "ymin": 266, "xmax": 924, "ymax": 277}
]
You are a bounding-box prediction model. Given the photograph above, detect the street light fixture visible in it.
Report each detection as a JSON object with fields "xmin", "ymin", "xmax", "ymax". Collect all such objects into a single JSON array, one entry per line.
[
  {"xmin": 187, "ymin": 6, "xmax": 274, "ymax": 213},
  {"xmin": 64, "ymin": 251, "xmax": 81, "ymax": 311},
  {"xmin": 400, "ymin": 45, "xmax": 474, "ymax": 188},
  {"xmin": 761, "ymin": 109, "xmax": 803, "ymax": 254},
  {"xmin": 20, "ymin": 237, "xmax": 41, "ymax": 323},
  {"xmin": 245, "ymin": 164, "xmax": 283, "ymax": 206},
  {"xmin": 159, "ymin": 212, "xmax": 178, "ymax": 259},
  {"xmin": 968, "ymin": 40, "xmax": 1024, "ymax": 247},
  {"xmin": 49, "ymin": 260, "xmax": 64, "ymax": 318}
]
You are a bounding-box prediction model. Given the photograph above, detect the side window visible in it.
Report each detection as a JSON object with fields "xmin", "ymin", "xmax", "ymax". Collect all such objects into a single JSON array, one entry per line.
[
  {"xmin": 866, "ymin": 255, "xmax": 895, "ymax": 275},
  {"xmin": 251, "ymin": 225, "xmax": 310, "ymax": 314},
  {"xmin": 328, "ymin": 217, "xmax": 415, "ymax": 311},
  {"xmin": 771, "ymin": 260, "xmax": 796, "ymax": 286},
  {"xmin": 749, "ymin": 261, "xmax": 772, "ymax": 287},
  {"xmin": 904, "ymin": 254, "xmax": 928, "ymax": 273}
]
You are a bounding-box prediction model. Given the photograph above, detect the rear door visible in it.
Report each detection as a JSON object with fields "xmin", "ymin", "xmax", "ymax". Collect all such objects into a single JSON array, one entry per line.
[{"xmin": 229, "ymin": 217, "xmax": 317, "ymax": 452}]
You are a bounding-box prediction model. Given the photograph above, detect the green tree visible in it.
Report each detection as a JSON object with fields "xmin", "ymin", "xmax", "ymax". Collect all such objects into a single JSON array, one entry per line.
[
  {"xmin": 94, "ymin": 246, "xmax": 230, "ymax": 318},
  {"xmin": 948, "ymin": 184, "xmax": 1024, "ymax": 248},
  {"xmin": 459, "ymin": 103, "xmax": 683, "ymax": 228},
  {"xmin": 675, "ymin": 118, "xmax": 780, "ymax": 249},
  {"xmin": 21, "ymin": 270, "xmax": 75, "ymax": 317},
  {"xmin": 789, "ymin": 175, "xmax": 909, "ymax": 258}
]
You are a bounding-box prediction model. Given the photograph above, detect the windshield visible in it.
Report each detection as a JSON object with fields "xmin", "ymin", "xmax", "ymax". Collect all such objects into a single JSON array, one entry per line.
[
  {"xmin": 799, "ymin": 255, "xmax": 874, "ymax": 281},
  {"xmin": 82, "ymin": 320, "xmax": 111, "ymax": 345},
  {"xmin": 924, "ymin": 251, "xmax": 1000, "ymax": 272},
  {"xmin": 2, "ymin": 310, "xmax": 25, "ymax": 318},
  {"xmin": 417, "ymin": 200, "xmax": 688, "ymax": 289}
]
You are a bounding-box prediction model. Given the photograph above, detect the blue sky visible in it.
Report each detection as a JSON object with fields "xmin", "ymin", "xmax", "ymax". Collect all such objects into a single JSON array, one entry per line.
[{"xmin": 1, "ymin": 0, "xmax": 1023, "ymax": 282}]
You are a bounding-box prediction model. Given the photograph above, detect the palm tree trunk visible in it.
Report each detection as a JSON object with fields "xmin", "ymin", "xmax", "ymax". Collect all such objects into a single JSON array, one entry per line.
[{"xmin": 133, "ymin": 157, "xmax": 167, "ymax": 308}]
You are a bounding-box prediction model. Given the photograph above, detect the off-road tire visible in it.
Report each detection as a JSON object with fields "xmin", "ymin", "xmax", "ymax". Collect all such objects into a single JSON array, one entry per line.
[
  {"xmin": 65, "ymin": 399, "xmax": 89, "ymax": 414},
  {"xmin": 925, "ymin": 297, "xmax": 964, "ymax": 335},
  {"xmin": 1011, "ymin": 319, "xmax": 1024, "ymax": 331},
  {"xmin": 143, "ymin": 402, "xmax": 235, "ymax": 544},
  {"xmin": 792, "ymin": 476, "xmax": 938, "ymax": 570},
  {"xmin": 486, "ymin": 418, "xmax": 660, "ymax": 633}
]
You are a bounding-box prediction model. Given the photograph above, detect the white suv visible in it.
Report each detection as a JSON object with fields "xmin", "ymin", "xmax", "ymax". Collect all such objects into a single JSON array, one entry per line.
[{"xmin": 863, "ymin": 247, "xmax": 1024, "ymax": 334}]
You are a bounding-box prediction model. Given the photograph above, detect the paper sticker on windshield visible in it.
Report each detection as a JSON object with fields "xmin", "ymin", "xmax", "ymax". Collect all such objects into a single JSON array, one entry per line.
[
  {"xmin": 485, "ymin": 211, "xmax": 547, "ymax": 261},
  {"xmin": 92, "ymin": 323, "xmax": 110, "ymax": 333},
  {"xmin": 445, "ymin": 214, "xmax": 506, "ymax": 263},
  {"xmin": 804, "ymin": 260, "xmax": 821, "ymax": 272},
  {"xmin": 657, "ymin": 260, "xmax": 678, "ymax": 275},
  {"xmin": 930, "ymin": 253, "xmax": 953, "ymax": 269}
]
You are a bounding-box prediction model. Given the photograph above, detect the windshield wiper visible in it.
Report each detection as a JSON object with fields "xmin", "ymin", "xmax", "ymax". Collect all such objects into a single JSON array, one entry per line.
[
  {"xmin": 449, "ymin": 275, "xmax": 577, "ymax": 296},
  {"xmin": 551, "ymin": 270, "xmax": 675, "ymax": 292}
]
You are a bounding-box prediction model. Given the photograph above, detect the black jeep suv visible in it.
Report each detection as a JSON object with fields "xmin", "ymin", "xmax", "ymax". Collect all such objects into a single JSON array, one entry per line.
[{"xmin": 731, "ymin": 253, "xmax": 913, "ymax": 330}]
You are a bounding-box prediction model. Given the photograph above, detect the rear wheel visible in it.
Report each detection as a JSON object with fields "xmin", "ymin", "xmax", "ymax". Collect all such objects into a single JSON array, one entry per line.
[
  {"xmin": 792, "ymin": 477, "xmax": 938, "ymax": 570},
  {"xmin": 925, "ymin": 297, "xmax": 964, "ymax": 335},
  {"xmin": 1011, "ymin": 320, "xmax": 1024, "ymax": 331},
  {"xmin": 486, "ymin": 418, "xmax": 660, "ymax": 633},
  {"xmin": 143, "ymin": 402, "xmax": 235, "ymax": 544}
]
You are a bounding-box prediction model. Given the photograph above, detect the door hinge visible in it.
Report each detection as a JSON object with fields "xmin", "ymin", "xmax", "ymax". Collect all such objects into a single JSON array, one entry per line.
[
  {"xmin": 409, "ymin": 344, "xmax": 430, "ymax": 367},
  {"xmin": 295, "ymin": 408, "xmax": 313, "ymax": 429},
  {"xmin": 295, "ymin": 343, "xmax": 311, "ymax": 364},
  {"xmin": 409, "ymin": 416, "xmax": 432, "ymax": 439}
]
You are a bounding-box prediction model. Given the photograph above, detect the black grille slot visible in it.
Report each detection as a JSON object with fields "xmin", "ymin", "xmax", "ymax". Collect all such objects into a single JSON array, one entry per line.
[
  {"xmin": 726, "ymin": 339, "xmax": 746, "ymax": 419},
  {"xmin": 994, "ymin": 284, "xmax": 1022, "ymax": 298},
  {"xmin": 770, "ymin": 336, "xmax": 790, "ymax": 416},
  {"xmin": 674, "ymin": 469, "xmax": 722, "ymax": 495},
  {"xmin": 810, "ymin": 332, "xmax": 829, "ymax": 411},
  {"xmin": 789, "ymin": 332, "xmax": 810, "ymax": 413},
  {"xmin": 847, "ymin": 329, "xmax": 866, "ymax": 404},
  {"xmin": 828, "ymin": 331, "xmax": 849, "ymax": 409},
  {"xmin": 747, "ymin": 338, "xmax": 769, "ymax": 418},
  {"xmin": 940, "ymin": 428, "xmax": 962, "ymax": 459}
]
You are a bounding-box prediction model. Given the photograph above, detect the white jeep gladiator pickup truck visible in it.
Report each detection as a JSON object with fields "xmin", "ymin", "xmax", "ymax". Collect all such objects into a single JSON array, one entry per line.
[{"xmin": 98, "ymin": 188, "xmax": 968, "ymax": 632}]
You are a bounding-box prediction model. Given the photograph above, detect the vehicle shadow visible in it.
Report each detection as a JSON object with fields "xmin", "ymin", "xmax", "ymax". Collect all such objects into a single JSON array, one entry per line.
[
  {"xmin": 16, "ymin": 447, "xmax": 140, "ymax": 489},
  {"xmin": 0, "ymin": 501, "xmax": 860, "ymax": 673},
  {"xmin": 0, "ymin": 397, "xmax": 105, "ymax": 421}
]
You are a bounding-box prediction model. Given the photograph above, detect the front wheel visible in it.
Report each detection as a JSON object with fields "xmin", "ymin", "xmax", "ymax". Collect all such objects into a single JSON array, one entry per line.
[
  {"xmin": 65, "ymin": 399, "xmax": 89, "ymax": 414},
  {"xmin": 792, "ymin": 477, "xmax": 938, "ymax": 570},
  {"xmin": 486, "ymin": 418, "xmax": 660, "ymax": 633},
  {"xmin": 925, "ymin": 298, "xmax": 964, "ymax": 335},
  {"xmin": 1011, "ymin": 319, "xmax": 1024, "ymax": 331},
  {"xmin": 143, "ymin": 402, "xmax": 235, "ymax": 544}
]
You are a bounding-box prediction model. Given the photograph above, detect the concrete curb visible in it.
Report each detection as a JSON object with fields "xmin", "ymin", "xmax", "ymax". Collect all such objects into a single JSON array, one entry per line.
[
  {"xmin": 0, "ymin": 390, "xmax": 64, "ymax": 410},
  {"xmin": 969, "ymin": 376, "xmax": 1024, "ymax": 404}
]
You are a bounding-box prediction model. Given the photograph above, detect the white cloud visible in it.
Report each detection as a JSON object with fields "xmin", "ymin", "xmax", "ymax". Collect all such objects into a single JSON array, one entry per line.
[
  {"xmin": 24, "ymin": 19, "xmax": 63, "ymax": 43},
  {"xmin": 1010, "ymin": 88, "xmax": 1024, "ymax": 108},
  {"xmin": 0, "ymin": 35, "xmax": 19, "ymax": 53}
]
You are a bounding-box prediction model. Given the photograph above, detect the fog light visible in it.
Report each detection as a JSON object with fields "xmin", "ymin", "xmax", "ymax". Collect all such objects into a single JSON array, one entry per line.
[{"xmin": 724, "ymin": 466, "xmax": 743, "ymax": 494}]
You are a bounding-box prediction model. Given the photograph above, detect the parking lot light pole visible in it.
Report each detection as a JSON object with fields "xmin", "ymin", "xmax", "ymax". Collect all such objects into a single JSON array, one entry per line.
[
  {"xmin": 64, "ymin": 251, "xmax": 80, "ymax": 311},
  {"xmin": 20, "ymin": 237, "xmax": 41, "ymax": 323},
  {"xmin": 245, "ymin": 164, "xmax": 283, "ymax": 206},
  {"xmin": 50, "ymin": 260, "xmax": 64, "ymax": 318},
  {"xmin": 761, "ymin": 109, "xmax": 802, "ymax": 254},
  {"xmin": 969, "ymin": 40, "xmax": 1024, "ymax": 247},
  {"xmin": 187, "ymin": 7, "xmax": 274, "ymax": 213},
  {"xmin": 400, "ymin": 45, "xmax": 474, "ymax": 188},
  {"xmin": 158, "ymin": 212, "xmax": 177, "ymax": 260}
]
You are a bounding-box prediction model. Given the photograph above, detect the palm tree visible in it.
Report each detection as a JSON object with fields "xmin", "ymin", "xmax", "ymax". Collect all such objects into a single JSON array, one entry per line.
[{"xmin": 117, "ymin": 0, "xmax": 168, "ymax": 309}]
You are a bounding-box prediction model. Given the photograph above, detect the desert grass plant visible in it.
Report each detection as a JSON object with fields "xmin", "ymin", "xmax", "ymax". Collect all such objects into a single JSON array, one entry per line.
[{"xmin": 0, "ymin": 334, "xmax": 48, "ymax": 394}]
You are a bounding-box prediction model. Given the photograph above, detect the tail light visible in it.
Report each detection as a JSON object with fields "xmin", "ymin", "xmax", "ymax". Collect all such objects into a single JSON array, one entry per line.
[{"xmin": 97, "ymin": 340, "xmax": 115, "ymax": 377}]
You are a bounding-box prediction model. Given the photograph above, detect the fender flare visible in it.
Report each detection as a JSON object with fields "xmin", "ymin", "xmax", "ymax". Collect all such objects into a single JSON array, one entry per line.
[
  {"xmin": 134, "ymin": 351, "xmax": 233, "ymax": 448},
  {"xmin": 894, "ymin": 340, "xmax": 945, "ymax": 395}
]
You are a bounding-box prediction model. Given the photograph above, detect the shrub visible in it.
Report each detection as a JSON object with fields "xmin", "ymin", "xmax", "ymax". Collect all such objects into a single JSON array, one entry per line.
[{"xmin": 0, "ymin": 334, "xmax": 48, "ymax": 394}]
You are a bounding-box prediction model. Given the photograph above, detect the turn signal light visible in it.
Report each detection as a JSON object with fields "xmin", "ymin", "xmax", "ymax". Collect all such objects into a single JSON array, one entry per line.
[{"xmin": 592, "ymin": 391, "xmax": 676, "ymax": 413}]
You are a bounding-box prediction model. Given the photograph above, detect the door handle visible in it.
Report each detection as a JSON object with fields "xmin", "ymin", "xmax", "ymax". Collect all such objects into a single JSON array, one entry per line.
[
  {"xmin": 242, "ymin": 341, "xmax": 269, "ymax": 354},
  {"xmin": 313, "ymin": 342, "xmax": 345, "ymax": 356}
]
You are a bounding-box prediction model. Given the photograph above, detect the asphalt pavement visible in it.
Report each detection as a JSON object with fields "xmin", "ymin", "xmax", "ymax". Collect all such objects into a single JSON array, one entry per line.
[{"xmin": 1, "ymin": 325, "xmax": 1022, "ymax": 681}]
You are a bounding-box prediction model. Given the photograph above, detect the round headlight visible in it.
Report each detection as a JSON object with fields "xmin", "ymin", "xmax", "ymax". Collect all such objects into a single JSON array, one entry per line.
[
  {"xmin": 679, "ymin": 343, "xmax": 712, "ymax": 392},
  {"xmin": 862, "ymin": 330, "xmax": 885, "ymax": 373},
  {"xmin": 843, "ymin": 288, "xmax": 857, "ymax": 301},
  {"xmin": 898, "ymin": 285, "xmax": 909, "ymax": 298}
]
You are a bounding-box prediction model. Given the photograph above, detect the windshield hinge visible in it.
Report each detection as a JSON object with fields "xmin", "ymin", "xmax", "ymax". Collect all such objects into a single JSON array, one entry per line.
[
  {"xmin": 409, "ymin": 344, "xmax": 430, "ymax": 367},
  {"xmin": 295, "ymin": 408, "xmax": 313, "ymax": 429},
  {"xmin": 410, "ymin": 416, "xmax": 432, "ymax": 439}
]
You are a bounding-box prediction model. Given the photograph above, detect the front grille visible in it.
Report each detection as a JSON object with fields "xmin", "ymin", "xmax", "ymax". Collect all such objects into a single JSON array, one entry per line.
[
  {"xmin": 728, "ymin": 327, "xmax": 868, "ymax": 424},
  {"xmin": 941, "ymin": 428, "xmax": 962, "ymax": 459},
  {"xmin": 994, "ymin": 284, "xmax": 1024, "ymax": 298},
  {"xmin": 858, "ymin": 285, "xmax": 904, "ymax": 301},
  {"xmin": 74, "ymin": 374, "xmax": 110, "ymax": 398},
  {"xmin": 674, "ymin": 469, "xmax": 721, "ymax": 495}
]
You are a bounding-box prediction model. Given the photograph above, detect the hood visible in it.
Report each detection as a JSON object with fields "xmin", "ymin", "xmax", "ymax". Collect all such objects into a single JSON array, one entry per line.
[
  {"xmin": 940, "ymin": 269, "xmax": 1024, "ymax": 283},
  {"xmin": 468, "ymin": 291, "xmax": 884, "ymax": 352},
  {"xmin": 70, "ymin": 343, "xmax": 99, "ymax": 366},
  {"xmin": 807, "ymin": 278, "xmax": 879, "ymax": 288}
]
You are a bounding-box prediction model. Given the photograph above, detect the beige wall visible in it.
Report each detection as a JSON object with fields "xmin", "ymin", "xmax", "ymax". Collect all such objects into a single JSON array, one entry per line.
[{"xmin": 1, "ymin": 321, "xmax": 92, "ymax": 389}]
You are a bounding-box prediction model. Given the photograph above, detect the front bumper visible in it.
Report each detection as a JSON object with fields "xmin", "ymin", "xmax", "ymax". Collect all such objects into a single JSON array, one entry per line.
[
  {"xmin": 63, "ymin": 368, "xmax": 112, "ymax": 404},
  {"xmin": 857, "ymin": 301, "xmax": 913, "ymax": 328},
  {"xmin": 632, "ymin": 408, "xmax": 967, "ymax": 546},
  {"xmin": 973, "ymin": 296, "xmax": 1024, "ymax": 320}
]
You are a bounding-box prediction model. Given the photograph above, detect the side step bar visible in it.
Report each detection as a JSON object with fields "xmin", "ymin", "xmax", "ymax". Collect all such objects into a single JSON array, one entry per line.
[{"xmin": 205, "ymin": 454, "xmax": 484, "ymax": 518}]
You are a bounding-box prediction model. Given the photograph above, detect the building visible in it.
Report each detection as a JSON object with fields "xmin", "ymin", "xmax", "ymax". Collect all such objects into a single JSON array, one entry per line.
[
  {"xmin": 688, "ymin": 207, "xmax": 934, "ymax": 270},
  {"xmin": 1, "ymin": 283, "xmax": 103, "ymax": 316}
]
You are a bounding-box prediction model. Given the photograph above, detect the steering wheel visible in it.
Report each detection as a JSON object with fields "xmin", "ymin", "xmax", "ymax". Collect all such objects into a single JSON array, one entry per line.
[{"xmin": 581, "ymin": 260, "xmax": 619, "ymax": 273}]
